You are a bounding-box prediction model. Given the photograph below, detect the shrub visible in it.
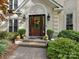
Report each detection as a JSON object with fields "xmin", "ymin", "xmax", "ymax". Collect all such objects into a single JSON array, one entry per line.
[
  {"xmin": 17, "ymin": 29, "xmax": 26, "ymax": 39},
  {"xmin": 0, "ymin": 40, "xmax": 9, "ymax": 55},
  {"xmin": 0, "ymin": 32, "xmax": 17, "ymax": 43},
  {"xmin": 0, "ymin": 44, "xmax": 7, "ymax": 55},
  {"xmin": 0, "ymin": 31, "xmax": 7, "ymax": 39},
  {"xmin": 47, "ymin": 38, "xmax": 79, "ymax": 59},
  {"xmin": 47, "ymin": 29, "xmax": 54, "ymax": 40},
  {"xmin": 58, "ymin": 30, "xmax": 79, "ymax": 42},
  {"xmin": 6, "ymin": 32, "xmax": 17, "ymax": 43}
]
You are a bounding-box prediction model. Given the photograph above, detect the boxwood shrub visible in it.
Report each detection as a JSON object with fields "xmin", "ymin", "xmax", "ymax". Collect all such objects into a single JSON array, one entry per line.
[
  {"xmin": 58, "ymin": 30, "xmax": 79, "ymax": 42},
  {"xmin": 0, "ymin": 40, "xmax": 9, "ymax": 55},
  {"xmin": 17, "ymin": 29, "xmax": 26, "ymax": 39},
  {"xmin": 0, "ymin": 31, "xmax": 7, "ymax": 39},
  {"xmin": 6, "ymin": 32, "xmax": 17, "ymax": 43},
  {"xmin": 47, "ymin": 29, "xmax": 54, "ymax": 40},
  {"xmin": 47, "ymin": 38, "xmax": 79, "ymax": 59}
]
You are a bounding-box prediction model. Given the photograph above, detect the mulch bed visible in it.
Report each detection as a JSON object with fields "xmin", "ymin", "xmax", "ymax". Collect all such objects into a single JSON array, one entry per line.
[{"xmin": 0, "ymin": 43, "xmax": 18, "ymax": 59}]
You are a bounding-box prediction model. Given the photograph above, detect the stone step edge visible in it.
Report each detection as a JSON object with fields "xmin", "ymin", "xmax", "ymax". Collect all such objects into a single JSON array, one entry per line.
[
  {"xmin": 18, "ymin": 44, "xmax": 47, "ymax": 48},
  {"xmin": 23, "ymin": 39, "xmax": 48, "ymax": 43}
]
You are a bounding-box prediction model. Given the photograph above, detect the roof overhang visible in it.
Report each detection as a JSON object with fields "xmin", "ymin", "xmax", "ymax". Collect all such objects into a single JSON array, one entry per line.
[
  {"xmin": 15, "ymin": 0, "xmax": 63, "ymax": 12},
  {"xmin": 49, "ymin": 0, "xmax": 63, "ymax": 8}
]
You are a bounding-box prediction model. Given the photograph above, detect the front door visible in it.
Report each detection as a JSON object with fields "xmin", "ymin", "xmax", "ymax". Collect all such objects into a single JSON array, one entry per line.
[{"xmin": 29, "ymin": 14, "xmax": 45, "ymax": 36}]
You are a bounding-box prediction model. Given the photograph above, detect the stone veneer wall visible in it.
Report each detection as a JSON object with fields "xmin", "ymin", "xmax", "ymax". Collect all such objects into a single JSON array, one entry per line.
[{"xmin": 64, "ymin": 0, "xmax": 77, "ymax": 31}]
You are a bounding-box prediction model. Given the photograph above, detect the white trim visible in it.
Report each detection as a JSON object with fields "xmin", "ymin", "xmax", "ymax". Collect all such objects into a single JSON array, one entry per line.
[
  {"xmin": 24, "ymin": 3, "xmax": 48, "ymax": 38},
  {"xmin": 49, "ymin": 0, "xmax": 62, "ymax": 8},
  {"xmin": 13, "ymin": 0, "xmax": 14, "ymax": 9},
  {"xmin": 15, "ymin": 0, "xmax": 62, "ymax": 12},
  {"xmin": 15, "ymin": 0, "xmax": 28, "ymax": 12}
]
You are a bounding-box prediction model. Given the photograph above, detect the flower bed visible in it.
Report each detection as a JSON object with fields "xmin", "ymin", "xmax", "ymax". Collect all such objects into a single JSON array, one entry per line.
[{"xmin": 0, "ymin": 43, "xmax": 18, "ymax": 59}]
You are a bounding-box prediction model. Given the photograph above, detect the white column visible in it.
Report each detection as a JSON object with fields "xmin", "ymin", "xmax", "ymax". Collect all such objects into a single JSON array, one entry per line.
[{"xmin": 25, "ymin": 16, "xmax": 29, "ymax": 39}]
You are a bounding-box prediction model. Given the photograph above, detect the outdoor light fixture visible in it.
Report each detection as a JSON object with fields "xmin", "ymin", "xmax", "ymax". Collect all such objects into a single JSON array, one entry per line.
[
  {"xmin": 47, "ymin": 14, "xmax": 50, "ymax": 21},
  {"xmin": 23, "ymin": 15, "xmax": 26, "ymax": 21},
  {"xmin": 23, "ymin": 15, "xmax": 26, "ymax": 19}
]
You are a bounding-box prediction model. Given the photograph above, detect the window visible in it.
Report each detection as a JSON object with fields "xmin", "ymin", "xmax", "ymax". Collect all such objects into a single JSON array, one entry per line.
[
  {"xmin": 66, "ymin": 14, "xmax": 73, "ymax": 30},
  {"xmin": 14, "ymin": 0, "xmax": 18, "ymax": 9},
  {"xmin": 9, "ymin": 0, "xmax": 13, "ymax": 9},
  {"xmin": 14, "ymin": 19, "xmax": 18, "ymax": 32},
  {"xmin": 9, "ymin": 20, "xmax": 13, "ymax": 32},
  {"xmin": 9, "ymin": 19, "xmax": 18, "ymax": 32},
  {"xmin": 9, "ymin": 0, "xmax": 18, "ymax": 9}
]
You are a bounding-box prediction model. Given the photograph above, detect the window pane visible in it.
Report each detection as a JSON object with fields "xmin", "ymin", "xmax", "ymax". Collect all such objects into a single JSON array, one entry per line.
[
  {"xmin": 66, "ymin": 14, "xmax": 73, "ymax": 30},
  {"xmin": 9, "ymin": 0, "xmax": 13, "ymax": 9},
  {"xmin": 9, "ymin": 20, "xmax": 13, "ymax": 32},
  {"xmin": 14, "ymin": 19, "xmax": 18, "ymax": 32},
  {"xmin": 14, "ymin": 0, "xmax": 18, "ymax": 9},
  {"xmin": 9, "ymin": 27, "xmax": 12, "ymax": 32}
]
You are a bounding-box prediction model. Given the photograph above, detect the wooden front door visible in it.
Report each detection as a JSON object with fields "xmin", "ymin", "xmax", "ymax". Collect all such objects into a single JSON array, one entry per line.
[{"xmin": 29, "ymin": 14, "xmax": 45, "ymax": 36}]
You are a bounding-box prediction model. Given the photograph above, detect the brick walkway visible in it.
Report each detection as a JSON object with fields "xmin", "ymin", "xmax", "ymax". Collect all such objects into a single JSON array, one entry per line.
[
  {"xmin": 8, "ymin": 40, "xmax": 47, "ymax": 59},
  {"xmin": 9, "ymin": 47, "xmax": 47, "ymax": 59}
]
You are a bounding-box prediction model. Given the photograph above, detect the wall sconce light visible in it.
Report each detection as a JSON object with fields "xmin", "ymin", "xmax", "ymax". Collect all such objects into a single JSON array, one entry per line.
[
  {"xmin": 47, "ymin": 14, "xmax": 50, "ymax": 21},
  {"xmin": 23, "ymin": 15, "xmax": 26, "ymax": 21},
  {"xmin": 23, "ymin": 15, "xmax": 26, "ymax": 19}
]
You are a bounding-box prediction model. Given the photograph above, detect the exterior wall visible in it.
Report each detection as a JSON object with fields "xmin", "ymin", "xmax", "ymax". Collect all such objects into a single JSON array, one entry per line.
[
  {"xmin": 18, "ymin": 0, "xmax": 24, "ymax": 6},
  {"xmin": 59, "ymin": 11, "xmax": 64, "ymax": 32},
  {"xmin": 52, "ymin": 10, "xmax": 63, "ymax": 36},
  {"xmin": 76, "ymin": 0, "xmax": 79, "ymax": 31},
  {"xmin": 64, "ymin": 0, "xmax": 77, "ymax": 31},
  {"xmin": 18, "ymin": 0, "xmax": 56, "ymax": 38}
]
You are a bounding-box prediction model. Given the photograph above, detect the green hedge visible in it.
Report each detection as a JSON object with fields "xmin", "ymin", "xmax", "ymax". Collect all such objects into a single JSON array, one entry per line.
[
  {"xmin": 6, "ymin": 32, "xmax": 17, "ymax": 43},
  {"xmin": 0, "ymin": 32, "xmax": 17, "ymax": 43},
  {"xmin": 17, "ymin": 29, "xmax": 26, "ymax": 39},
  {"xmin": 58, "ymin": 30, "xmax": 79, "ymax": 42},
  {"xmin": 0, "ymin": 32, "xmax": 17, "ymax": 55},
  {"xmin": 47, "ymin": 38, "xmax": 79, "ymax": 59},
  {"xmin": 0, "ymin": 40, "xmax": 9, "ymax": 55},
  {"xmin": 0, "ymin": 31, "xmax": 7, "ymax": 39}
]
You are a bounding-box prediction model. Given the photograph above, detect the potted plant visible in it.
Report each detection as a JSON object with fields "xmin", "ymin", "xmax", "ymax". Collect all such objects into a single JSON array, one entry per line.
[
  {"xmin": 17, "ymin": 29, "xmax": 26, "ymax": 39},
  {"xmin": 47, "ymin": 29, "xmax": 54, "ymax": 40},
  {"xmin": 43, "ymin": 34, "xmax": 48, "ymax": 40}
]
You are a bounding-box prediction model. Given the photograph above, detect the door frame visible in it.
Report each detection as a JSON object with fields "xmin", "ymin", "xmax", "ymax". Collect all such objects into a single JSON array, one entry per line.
[{"xmin": 29, "ymin": 14, "xmax": 45, "ymax": 37}]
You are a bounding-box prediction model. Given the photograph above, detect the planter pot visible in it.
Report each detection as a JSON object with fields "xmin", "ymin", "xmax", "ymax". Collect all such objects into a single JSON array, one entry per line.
[
  {"xmin": 15, "ymin": 35, "xmax": 22, "ymax": 44},
  {"xmin": 15, "ymin": 41, "xmax": 22, "ymax": 44},
  {"xmin": 16, "ymin": 35, "xmax": 21, "ymax": 40}
]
